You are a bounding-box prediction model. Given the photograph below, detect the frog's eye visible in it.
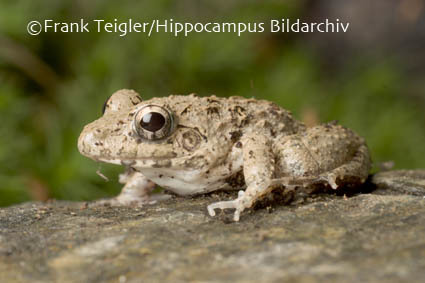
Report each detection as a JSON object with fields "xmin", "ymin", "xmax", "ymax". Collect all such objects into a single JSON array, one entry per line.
[{"xmin": 133, "ymin": 105, "xmax": 173, "ymax": 140}]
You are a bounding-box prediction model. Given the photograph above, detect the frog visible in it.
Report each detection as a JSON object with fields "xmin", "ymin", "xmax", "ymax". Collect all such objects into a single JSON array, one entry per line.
[{"xmin": 78, "ymin": 89, "xmax": 371, "ymax": 221}]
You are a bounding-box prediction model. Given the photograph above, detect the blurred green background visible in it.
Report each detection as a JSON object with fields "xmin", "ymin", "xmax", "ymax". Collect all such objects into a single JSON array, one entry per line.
[{"xmin": 0, "ymin": 0, "xmax": 424, "ymax": 206}]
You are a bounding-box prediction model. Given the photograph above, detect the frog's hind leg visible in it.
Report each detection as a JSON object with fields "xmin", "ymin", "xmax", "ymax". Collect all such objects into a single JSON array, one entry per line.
[
  {"xmin": 91, "ymin": 168, "xmax": 171, "ymax": 207},
  {"xmin": 273, "ymin": 124, "xmax": 371, "ymax": 191},
  {"xmin": 207, "ymin": 125, "xmax": 371, "ymax": 221},
  {"xmin": 316, "ymin": 143, "xmax": 371, "ymax": 189}
]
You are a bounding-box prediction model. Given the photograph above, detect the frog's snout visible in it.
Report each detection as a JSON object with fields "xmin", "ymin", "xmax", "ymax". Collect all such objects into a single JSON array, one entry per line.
[
  {"xmin": 78, "ymin": 128, "xmax": 92, "ymax": 158},
  {"xmin": 78, "ymin": 119, "xmax": 138, "ymax": 164},
  {"xmin": 78, "ymin": 123, "xmax": 105, "ymax": 160}
]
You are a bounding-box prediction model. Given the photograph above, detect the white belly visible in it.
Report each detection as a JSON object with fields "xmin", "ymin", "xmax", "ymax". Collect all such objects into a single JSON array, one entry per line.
[{"xmin": 139, "ymin": 168, "xmax": 227, "ymax": 195}]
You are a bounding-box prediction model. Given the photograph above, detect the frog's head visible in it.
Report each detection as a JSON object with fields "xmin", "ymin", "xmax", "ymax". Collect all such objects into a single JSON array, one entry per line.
[{"xmin": 78, "ymin": 90, "xmax": 226, "ymax": 169}]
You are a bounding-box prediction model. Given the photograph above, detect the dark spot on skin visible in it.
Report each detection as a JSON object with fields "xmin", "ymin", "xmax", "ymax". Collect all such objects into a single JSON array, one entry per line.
[
  {"xmin": 235, "ymin": 141, "xmax": 242, "ymax": 148},
  {"xmin": 114, "ymin": 128, "xmax": 120, "ymax": 132},
  {"xmin": 233, "ymin": 106, "xmax": 246, "ymax": 116},
  {"xmin": 207, "ymin": 107, "xmax": 220, "ymax": 115},
  {"xmin": 225, "ymin": 171, "xmax": 245, "ymax": 189},
  {"xmin": 324, "ymin": 122, "xmax": 337, "ymax": 131},
  {"xmin": 206, "ymin": 170, "xmax": 210, "ymax": 174},
  {"xmin": 183, "ymin": 158, "xmax": 199, "ymax": 167},
  {"xmin": 118, "ymin": 120, "xmax": 124, "ymax": 125},
  {"xmin": 230, "ymin": 131, "xmax": 242, "ymax": 143},
  {"xmin": 240, "ymin": 115, "xmax": 251, "ymax": 126},
  {"xmin": 163, "ymin": 160, "xmax": 172, "ymax": 168},
  {"xmin": 96, "ymin": 129, "xmax": 101, "ymax": 133},
  {"xmin": 206, "ymin": 98, "xmax": 219, "ymax": 104},
  {"xmin": 130, "ymin": 96, "xmax": 142, "ymax": 105},
  {"xmin": 159, "ymin": 174, "xmax": 163, "ymax": 178},
  {"xmin": 180, "ymin": 106, "xmax": 189, "ymax": 115},
  {"xmin": 270, "ymin": 110, "xmax": 278, "ymax": 116},
  {"xmin": 136, "ymin": 138, "xmax": 142, "ymax": 144},
  {"xmin": 94, "ymin": 142, "xmax": 99, "ymax": 146},
  {"xmin": 249, "ymin": 150, "xmax": 254, "ymax": 158},
  {"xmin": 152, "ymin": 160, "xmax": 172, "ymax": 168},
  {"xmin": 129, "ymin": 112, "xmax": 135, "ymax": 117}
]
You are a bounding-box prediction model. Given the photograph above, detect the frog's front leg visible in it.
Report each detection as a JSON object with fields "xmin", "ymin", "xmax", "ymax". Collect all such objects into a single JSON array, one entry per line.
[
  {"xmin": 92, "ymin": 168, "xmax": 170, "ymax": 207},
  {"xmin": 208, "ymin": 134, "xmax": 275, "ymax": 221}
]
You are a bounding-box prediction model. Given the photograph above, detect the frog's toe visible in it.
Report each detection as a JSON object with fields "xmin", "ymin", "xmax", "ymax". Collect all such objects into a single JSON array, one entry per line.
[
  {"xmin": 327, "ymin": 174, "xmax": 338, "ymax": 189},
  {"xmin": 207, "ymin": 191, "xmax": 246, "ymax": 220},
  {"xmin": 207, "ymin": 199, "xmax": 238, "ymax": 217},
  {"xmin": 207, "ymin": 204, "xmax": 217, "ymax": 217},
  {"xmin": 233, "ymin": 209, "xmax": 241, "ymax": 222},
  {"xmin": 318, "ymin": 173, "xmax": 338, "ymax": 189}
]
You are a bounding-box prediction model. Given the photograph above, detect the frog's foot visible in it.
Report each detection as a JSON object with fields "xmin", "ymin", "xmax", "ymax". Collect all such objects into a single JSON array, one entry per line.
[
  {"xmin": 90, "ymin": 169, "xmax": 171, "ymax": 207},
  {"xmin": 208, "ymin": 190, "xmax": 247, "ymax": 221}
]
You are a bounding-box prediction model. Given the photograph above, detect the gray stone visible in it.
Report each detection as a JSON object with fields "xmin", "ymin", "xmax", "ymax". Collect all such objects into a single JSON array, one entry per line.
[
  {"xmin": 0, "ymin": 170, "xmax": 425, "ymax": 283},
  {"xmin": 372, "ymin": 169, "xmax": 425, "ymax": 196}
]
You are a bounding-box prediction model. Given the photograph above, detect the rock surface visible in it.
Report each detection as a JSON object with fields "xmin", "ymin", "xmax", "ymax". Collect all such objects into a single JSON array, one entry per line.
[
  {"xmin": 372, "ymin": 169, "xmax": 425, "ymax": 196},
  {"xmin": 1, "ymin": 170, "xmax": 425, "ymax": 283}
]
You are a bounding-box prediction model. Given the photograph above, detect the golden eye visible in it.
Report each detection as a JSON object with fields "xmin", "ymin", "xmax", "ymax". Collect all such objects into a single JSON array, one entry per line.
[{"xmin": 133, "ymin": 105, "xmax": 173, "ymax": 140}]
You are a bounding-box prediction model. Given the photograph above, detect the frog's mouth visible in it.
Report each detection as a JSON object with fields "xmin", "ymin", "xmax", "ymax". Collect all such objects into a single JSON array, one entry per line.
[
  {"xmin": 96, "ymin": 155, "xmax": 179, "ymax": 167},
  {"xmin": 80, "ymin": 153, "xmax": 183, "ymax": 172}
]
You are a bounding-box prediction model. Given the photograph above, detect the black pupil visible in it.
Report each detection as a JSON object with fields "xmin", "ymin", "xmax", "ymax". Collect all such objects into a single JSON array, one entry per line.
[{"xmin": 141, "ymin": 112, "xmax": 166, "ymax": 132}]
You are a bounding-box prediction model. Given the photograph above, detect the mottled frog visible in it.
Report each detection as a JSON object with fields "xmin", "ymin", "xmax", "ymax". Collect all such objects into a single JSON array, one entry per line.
[{"xmin": 78, "ymin": 90, "xmax": 371, "ymax": 221}]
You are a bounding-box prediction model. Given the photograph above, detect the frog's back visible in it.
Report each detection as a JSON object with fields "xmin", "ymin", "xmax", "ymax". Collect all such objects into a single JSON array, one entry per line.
[
  {"xmin": 208, "ymin": 95, "xmax": 305, "ymax": 136},
  {"xmin": 147, "ymin": 94, "xmax": 305, "ymax": 138}
]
